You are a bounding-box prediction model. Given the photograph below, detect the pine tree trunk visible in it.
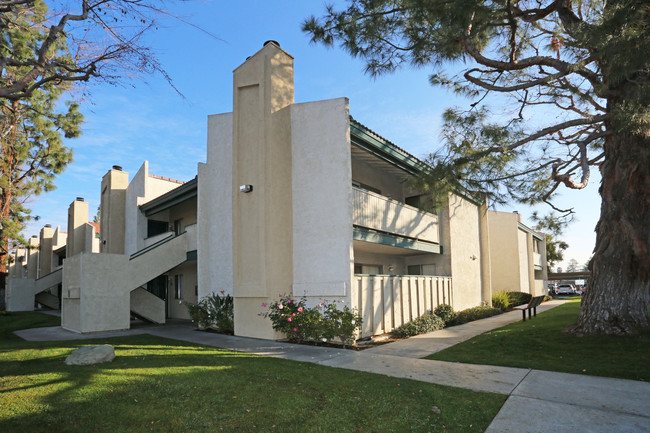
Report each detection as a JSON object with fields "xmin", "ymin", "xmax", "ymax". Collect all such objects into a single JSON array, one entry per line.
[{"xmin": 572, "ymin": 128, "xmax": 650, "ymax": 335}]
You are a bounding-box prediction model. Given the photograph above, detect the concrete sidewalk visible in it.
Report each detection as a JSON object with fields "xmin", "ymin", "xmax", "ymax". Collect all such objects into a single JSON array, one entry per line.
[
  {"xmin": 15, "ymin": 300, "xmax": 650, "ymax": 432},
  {"xmin": 365, "ymin": 299, "xmax": 566, "ymax": 358}
]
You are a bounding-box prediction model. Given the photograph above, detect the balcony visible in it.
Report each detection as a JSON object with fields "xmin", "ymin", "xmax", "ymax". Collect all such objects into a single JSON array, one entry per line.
[{"xmin": 352, "ymin": 187, "xmax": 439, "ymax": 244}]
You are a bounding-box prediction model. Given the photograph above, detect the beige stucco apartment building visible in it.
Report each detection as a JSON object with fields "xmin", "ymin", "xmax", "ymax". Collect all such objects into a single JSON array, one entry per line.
[{"xmin": 5, "ymin": 42, "xmax": 547, "ymax": 340}]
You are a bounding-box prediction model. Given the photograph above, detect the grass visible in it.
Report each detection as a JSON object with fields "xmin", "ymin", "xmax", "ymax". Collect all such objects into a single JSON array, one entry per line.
[
  {"xmin": 427, "ymin": 300, "xmax": 650, "ymax": 381},
  {"xmin": 1, "ymin": 312, "xmax": 505, "ymax": 433}
]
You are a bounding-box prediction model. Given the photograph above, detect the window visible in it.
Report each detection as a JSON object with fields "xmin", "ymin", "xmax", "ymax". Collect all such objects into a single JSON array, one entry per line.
[
  {"xmin": 354, "ymin": 264, "xmax": 383, "ymax": 275},
  {"xmin": 352, "ymin": 180, "xmax": 381, "ymax": 195},
  {"xmin": 147, "ymin": 219, "xmax": 169, "ymax": 238},
  {"xmin": 174, "ymin": 219, "xmax": 183, "ymax": 236},
  {"xmin": 405, "ymin": 194, "xmax": 434, "ymax": 212},
  {"xmin": 408, "ymin": 264, "xmax": 437, "ymax": 276},
  {"xmin": 407, "ymin": 265, "xmax": 421, "ymax": 275},
  {"xmin": 405, "ymin": 195, "xmax": 422, "ymax": 208},
  {"xmin": 174, "ymin": 274, "xmax": 184, "ymax": 300}
]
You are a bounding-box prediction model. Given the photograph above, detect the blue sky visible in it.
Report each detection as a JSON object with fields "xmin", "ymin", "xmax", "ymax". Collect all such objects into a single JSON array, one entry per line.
[{"xmin": 25, "ymin": 0, "xmax": 600, "ymax": 270}]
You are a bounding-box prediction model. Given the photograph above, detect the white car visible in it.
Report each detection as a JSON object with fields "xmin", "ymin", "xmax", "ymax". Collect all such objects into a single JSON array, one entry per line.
[{"xmin": 555, "ymin": 284, "xmax": 577, "ymax": 295}]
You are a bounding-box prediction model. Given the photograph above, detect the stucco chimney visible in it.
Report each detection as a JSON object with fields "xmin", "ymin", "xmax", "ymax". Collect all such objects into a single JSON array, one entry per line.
[{"xmin": 100, "ymin": 166, "xmax": 129, "ymax": 254}]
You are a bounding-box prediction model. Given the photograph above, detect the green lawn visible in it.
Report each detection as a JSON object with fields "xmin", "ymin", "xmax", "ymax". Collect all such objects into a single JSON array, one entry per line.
[
  {"xmin": 1, "ymin": 312, "xmax": 505, "ymax": 433},
  {"xmin": 428, "ymin": 300, "xmax": 650, "ymax": 381}
]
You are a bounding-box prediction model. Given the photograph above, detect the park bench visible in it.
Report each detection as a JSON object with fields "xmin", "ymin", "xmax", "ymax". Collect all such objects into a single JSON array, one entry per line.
[{"xmin": 512, "ymin": 295, "xmax": 546, "ymax": 321}]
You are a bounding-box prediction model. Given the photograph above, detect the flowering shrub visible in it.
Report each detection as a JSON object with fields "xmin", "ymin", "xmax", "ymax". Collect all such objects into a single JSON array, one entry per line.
[
  {"xmin": 262, "ymin": 294, "xmax": 362, "ymax": 347},
  {"xmin": 185, "ymin": 291, "xmax": 234, "ymax": 334}
]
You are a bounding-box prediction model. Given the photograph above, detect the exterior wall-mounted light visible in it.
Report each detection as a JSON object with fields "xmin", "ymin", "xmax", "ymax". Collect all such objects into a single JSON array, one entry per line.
[{"xmin": 239, "ymin": 184, "xmax": 253, "ymax": 193}]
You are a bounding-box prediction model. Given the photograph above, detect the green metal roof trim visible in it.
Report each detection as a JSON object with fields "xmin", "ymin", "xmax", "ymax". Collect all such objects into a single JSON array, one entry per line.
[
  {"xmin": 353, "ymin": 226, "xmax": 442, "ymax": 254},
  {"xmin": 349, "ymin": 117, "xmax": 483, "ymax": 206},
  {"xmin": 140, "ymin": 177, "xmax": 198, "ymax": 217},
  {"xmin": 350, "ymin": 117, "xmax": 429, "ymax": 176},
  {"xmin": 517, "ymin": 221, "xmax": 544, "ymax": 240}
]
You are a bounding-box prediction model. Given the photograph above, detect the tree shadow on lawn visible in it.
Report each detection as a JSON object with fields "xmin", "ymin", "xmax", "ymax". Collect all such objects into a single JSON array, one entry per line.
[
  {"xmin": 0, "ymin": 335, "xmax": 505, "ymax": 433},
  {"xmin": 427, "ymin": 300, "xmax": 650, "ymax": 381}
]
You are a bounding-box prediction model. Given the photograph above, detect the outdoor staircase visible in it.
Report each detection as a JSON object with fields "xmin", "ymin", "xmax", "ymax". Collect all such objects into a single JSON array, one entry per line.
[
  {"xmin": 126, "ymin": 228, "xmax": 196, "ymax": 324},
  {"xmin": 130, "ymin": 287, "xmax": 165, "ymax": 324},
  {"xmin": 5, "ymin": 268, "xmax": 63, "ymax": 311},
  {"xmin": 129, "ymin": 232, "xmax": 190, "ymax": 288},
  {"xmin": 35, "ymin": 292, "xmax": 59, "ymax": 309},
  {"xmin": 61, "ymin": 224, "xmax": 197, "ymax": 333}
]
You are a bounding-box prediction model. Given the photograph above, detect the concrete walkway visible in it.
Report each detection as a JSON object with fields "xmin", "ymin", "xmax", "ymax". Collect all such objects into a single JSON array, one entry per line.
[{"xmin": 15, "ymin": 300, "xmax": 650, "ymax": 432}]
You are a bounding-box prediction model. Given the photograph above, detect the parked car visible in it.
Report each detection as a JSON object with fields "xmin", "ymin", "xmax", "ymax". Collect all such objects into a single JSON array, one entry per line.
[
  {"xmin": 547, "ymin": 283, "xmax": 557, "ymax": 295},
  {"xmin": 555, "ymin": 284, "xmax": 577, "ymax": 296}
]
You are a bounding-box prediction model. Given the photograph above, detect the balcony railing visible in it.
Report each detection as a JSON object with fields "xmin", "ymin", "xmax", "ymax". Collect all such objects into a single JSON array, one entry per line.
[
  {"xmin": 352, "ymin": 187, "xmax": 439, "ymax": 244},
  {"xmin": 143, "ymin": 231, "xmax": 174, "ymax": 249},
  {"xmin": 353, "ymin": 274, "xmax": 453, "ymax": 337}
]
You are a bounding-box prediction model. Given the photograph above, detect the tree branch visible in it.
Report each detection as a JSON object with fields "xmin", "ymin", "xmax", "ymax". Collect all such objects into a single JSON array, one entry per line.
[{"xmin": 460, "ymin": 35, "xmax": 604, "ymax": 95}]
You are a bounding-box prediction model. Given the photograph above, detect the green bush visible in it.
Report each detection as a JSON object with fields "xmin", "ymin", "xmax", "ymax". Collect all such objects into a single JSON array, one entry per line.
[
  {"xmin": 185, "ymin": 291, "xmax": 234, "ymax": 334},
  {"xmin": 321, "ymin": 303, "xmax": 363, "ymax": 346},
  {"xmin": 186, "ymin": 301, "xmax": 211, "ymax": 330},
  {"xmin": 205, "ymin": 292, "xmax": 234, "ymax": 334},
  {"xmin": 262, "ymin": 295, "xmax": 362, "ymax": 347},
  {"xmin": 507, "ymin": 291, "xmax": 532, "ymax": 306},
  {"xmin": 393, "ymin": 313, "xmax": 445, "ymax": 337},
  {"xmin": 433, "ymin": 304, "xmax": 456, "ymax": 325},
  {"xmin": 491, "ymin": 291, "xmax": 511, "ymax": 311},
  {"xmin": 448, "ymin": 306, "xmax": 502, "ymax": 326}
]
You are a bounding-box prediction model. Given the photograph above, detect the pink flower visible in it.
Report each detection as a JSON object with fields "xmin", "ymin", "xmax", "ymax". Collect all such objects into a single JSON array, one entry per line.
[
  {"xmin": 287, "ymin": 299, "xmax": 292, "ymax": 304},
  {"xmin": 287, "ymin": 317, "xmax": 292, "ymax": 322},
  {"xmin": 278, "ymin": 304, "xmax": 283, "ymax": 310},
  {"xmin": 297, "ymin": 307, "xmax": 303, "ymax": 312},
  {"xmin": 318, "ymin": 303, "xmax": 324, "ymax": 308},
  {"xmin": 261, "ymin": 303, "xmax": 267, "ymax": 307},
  {"xmin": 293, "ymin": 328, "xmax": 298, "ymax": 332},
  {"xmin": 292, "ymin": 313, "xmax": 295, "ymax": 316}
]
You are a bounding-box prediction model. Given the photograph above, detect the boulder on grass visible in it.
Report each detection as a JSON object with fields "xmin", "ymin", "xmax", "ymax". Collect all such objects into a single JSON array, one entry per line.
[{"xmin": 65, "ymin": 344, "xmax": 115, "ymax": 366}]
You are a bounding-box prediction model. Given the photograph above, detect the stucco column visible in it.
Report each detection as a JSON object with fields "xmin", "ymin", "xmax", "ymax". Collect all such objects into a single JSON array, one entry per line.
[
  {"xmin": 527, "ymin": 232, "xmax": 535, "ymax": 294},
  {"xmin": 38, "ymin": 225, "xmax": 55, "ymax": 277},
  {"xmin": 26, "ymin": 236, "xmax": 39, "ymax": 279},
  {"xmin": 100, "ymin": 166, "xmax": 128, "ymax": 254},
  {"xmin": 231, "ymin": 42, "xmax": 295, "ymax": 339},
  {"xmin": 478, "ymin": 201, "xmax": 492, "ymax": 305},
  {"xmin": 67, "ymin": 198, "xmax": 90, "ymax": 258}
]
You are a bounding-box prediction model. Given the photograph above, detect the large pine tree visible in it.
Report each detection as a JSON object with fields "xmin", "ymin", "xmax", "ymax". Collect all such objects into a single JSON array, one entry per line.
[
  {"xmin": 304, "ymin": 0, "xmax": 649, "ymax": 335},
  {"xmin": 1, "ymin": 0, "xmax": 185, "ymax": 283},
  {"xmin": 1, "ymin": 1, "xmax": 81, "ymax": 281}
]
